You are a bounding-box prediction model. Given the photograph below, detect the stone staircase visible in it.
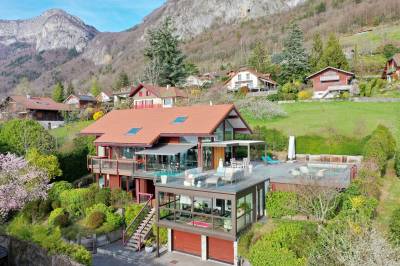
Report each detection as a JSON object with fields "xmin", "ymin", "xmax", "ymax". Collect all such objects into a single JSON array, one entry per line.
[{"xmin": 126, "ymin": 208, "xmax": 155, "ymax": 251}]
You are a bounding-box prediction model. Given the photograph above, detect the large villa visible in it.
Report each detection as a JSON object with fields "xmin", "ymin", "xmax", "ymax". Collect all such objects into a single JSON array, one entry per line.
[{"xmin": 81, "ymin": 103, "xmax": 357, "ymax": 265}]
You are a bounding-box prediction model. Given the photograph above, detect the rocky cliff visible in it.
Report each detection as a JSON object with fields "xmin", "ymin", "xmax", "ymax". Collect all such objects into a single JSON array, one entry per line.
[{"xmin": 0, "ymin": 9, "xmax": 98, "ymax": 52}]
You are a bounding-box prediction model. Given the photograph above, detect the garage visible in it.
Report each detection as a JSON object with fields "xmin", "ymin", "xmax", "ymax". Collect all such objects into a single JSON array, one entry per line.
[
  {"xmin": 172, "ymin": 230, "xmax": 201, "ymax": 256},
  {"xmin": 207, "ymin": 237, "xmax": 234, "ymax": 264}
]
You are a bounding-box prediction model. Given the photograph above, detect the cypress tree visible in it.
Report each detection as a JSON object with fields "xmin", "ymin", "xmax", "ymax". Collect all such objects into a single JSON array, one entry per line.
[
  {"xmin": 309, "ymin": 33, "xmax": 324, "ymax": 71},
  {"xmin": 279, "ymin": 24, "xmax": 310, "ymax": 83},
  {"xmin": 52, "ymin": 82, "xmax": 65, "ymax": 103},
  {"xmin": 317, "ymin": 33, "xmax": 349, "ymax": 70},
  {"xmin": 248, "ymin": 41, "xmax": 273, "ymax": 74}
]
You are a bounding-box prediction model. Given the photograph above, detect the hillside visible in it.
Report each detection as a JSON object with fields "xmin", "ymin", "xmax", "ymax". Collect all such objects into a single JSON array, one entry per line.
[
  {"xmin": 1, "ymin": 0, "xmax": 400, "ymax": 96},
  {"xmin": 0, "ymin": 9, "xmax": 98, "ymax": 95}
]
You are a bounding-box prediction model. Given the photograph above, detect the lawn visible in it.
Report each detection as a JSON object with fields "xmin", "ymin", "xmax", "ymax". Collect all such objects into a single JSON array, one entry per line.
[
  {"xmin": 341, "ymin": 23, "xmax": 400, "ymax": 54},
  {"xmin": 375, "ymin": 161, "xmax": 400, "ymax": 235},
  {"xmin": 244, "ymin": 101, "xmax": 400, "ymax": 142},
  {"xmin": 50, "ymin": 120, "xmax": 93, "ymax": 151}
]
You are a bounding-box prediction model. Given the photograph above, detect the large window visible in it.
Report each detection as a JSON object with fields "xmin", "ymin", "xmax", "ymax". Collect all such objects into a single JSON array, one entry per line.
[
  {"xmin": 237, "ymin": 192, "xmax": 253, "ymax": 233},
  {"xmin": 215, "ymin": 123, "xmax": 224, "ymax": 141},
  {"xmin": 158, "ymin": 192, "xmax": 233, "ymax": 234}
]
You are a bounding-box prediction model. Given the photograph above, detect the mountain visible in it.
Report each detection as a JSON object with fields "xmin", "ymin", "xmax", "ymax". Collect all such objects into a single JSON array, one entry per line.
[
  {"xmin": 1, "ymin": 0, "xmax": 400, "ymax": 96},
  {"xmin": 0, "ymin": 9, "xmax": 98, "ymax": 95}
]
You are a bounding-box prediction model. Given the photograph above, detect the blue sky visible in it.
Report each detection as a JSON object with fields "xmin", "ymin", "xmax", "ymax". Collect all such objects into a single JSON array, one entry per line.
[{"xmin": 0, "ymin": 0, "xmax": 165, "ymax": 32}]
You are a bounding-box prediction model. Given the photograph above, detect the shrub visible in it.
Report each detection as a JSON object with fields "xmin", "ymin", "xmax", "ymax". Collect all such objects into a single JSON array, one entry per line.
[
  {"xmin": 339, "ymin": 91, "xmax": 350, "ymax": 99},
  {"xmin": 266, "ymin": 191, "xmax": 297, "ymax": 218},
  {"xmin": 48, "ymin": 208, "xmax": 70, "ymax": 227},
  {"xmin": 250, "ymin": 126, "xmax": 287, "ymax": 151},
  {"xmin": 297, "ymin": 90, "xmax": 313, "ymax": 100},
  {"xmin": 7, "ymin": 216, "xmax": 92, "ymax": 265},
  {"xmin": 48, "ymin": 181, "xmax": 73, "ymax": 208},
  {"xmin": 93, "ymin": 111, "xmax": 104, "ymax": 121},
  {"xmin": 395, "ymin": 150, "xmax": 400, "ymax": 177},
  {"xmin": 389, "ymin": 208, "xmax": 400, "ymax": 246},
  {"xmin": 152, "ymin": 225, "xmax": 168, "ymax": 245},
  {"xmin": 110, "ymin": 188, "xmax": 132, "ymax": 207},
  {"xmin": 22, "ymin": 199, "xmax": 52, "ymax": 223},
  {"xmin": 248, "ymin": 221, "xmax": 317, "ymax": 266},
  {"xmin": 60, "ymin": 188, "xmax": 91, "ymax": 217},
  {"xmin": 86, "ymin": 211, "xmax": 106, "ymax": 229},
  {"xmin": 85, "ymin": 203, "xmax": 122, "ymax": 232},
  {"xmin": 95, "ymin": 188, "xmax": 111, "ymax": 205}
]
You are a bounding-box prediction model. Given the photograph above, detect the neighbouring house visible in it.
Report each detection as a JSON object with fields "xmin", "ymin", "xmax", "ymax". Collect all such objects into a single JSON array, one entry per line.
[
  {"xmin": 225, "ymin": 68, "xmax": 277, "ymax": 95},
  {"xmin": 0, "ymin": 95, "xmax": 70, "ymax": 129},
  {"xmin": 64, "ymin": 94, "xmax": 97, "ymax": 109},
  {"xmin": 306, "ymin": 67, "xmax": 356, "ymax": 99},
  {"xmin": 96, "ymin": 91, "xmax": 113, "ymax": 103},
  {"xmin": 382, "ymin": 53, "xmax": 400, "ymax": 82},
  {"xmin": 128, "ymin": 83, "xmax": 187, "ymax": 109},
  {"xmin": 112, "ymin": 89, "xmax": 131, "ymax": 106},
  {"xmin": 81, "ymin": 104, "xmax": 267, "ymax": 265},
  {"xmin": 183, "ymin": 75, "xmax": 212, "ymax": 88}
]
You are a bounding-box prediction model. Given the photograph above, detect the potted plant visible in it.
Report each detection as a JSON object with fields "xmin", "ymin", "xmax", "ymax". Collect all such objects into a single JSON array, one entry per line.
[{"xmin": 144, "ymin": 238, "xmax": 154, "ymax": 253}]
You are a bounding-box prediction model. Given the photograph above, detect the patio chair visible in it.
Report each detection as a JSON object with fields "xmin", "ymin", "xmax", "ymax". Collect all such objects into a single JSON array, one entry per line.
[
  {"xmin": 222, "ymin": 168, "xmax": 244, "ymax": 184},
  {"xmin": 262, "ymin": 155, "xmax": 281, "ymax": 164},
  {"xmin": 299, "ymin": 166, "xmax": 310, "ymax": 175},
  {"xmin": 206, "ymin": 176, "xmax": 221, "ymax": 187}
]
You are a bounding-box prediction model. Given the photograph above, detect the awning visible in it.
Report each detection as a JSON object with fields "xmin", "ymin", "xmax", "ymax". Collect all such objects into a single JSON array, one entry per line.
[
  {"xmin": 202, "ymin": 140, "xmax": 265, "ymax": 148},
  {"xmin": 135, "ymin": 143, "xmax": 197, "ymax": 156}
]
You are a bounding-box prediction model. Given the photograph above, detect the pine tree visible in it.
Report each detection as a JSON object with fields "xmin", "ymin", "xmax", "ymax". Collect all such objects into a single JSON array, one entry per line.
[
  {"xmin": 65, "ymin": 82, "xmax": 75, "ymax": 97},
  {"xmin": 317, "ymin": 33, "xmax": 349, "ymax": 70},
  {"xmin": 52, "ymin": 82, "xmax": 65, "ymax": 103},
  {"xmin": 279, "ymin": 24, "xmax": 310, "ymax": 83},
  {"xmin": 144, "ymin": 17, "xmax": 187, "ymax": 86},
  {"xmin": 309, "ymin": 33, "xmax": 324, "ymax": 71},
  {"xmin": 115, "ymin": 71, "xmax": 130, "ymax": 91},
  {"xmin": 90, "ymin": 78, "xmax": 101, "ymax": 97},
  {"xmin": 248, "ymin": 41, "xmax": 273, "ymax": 74}
]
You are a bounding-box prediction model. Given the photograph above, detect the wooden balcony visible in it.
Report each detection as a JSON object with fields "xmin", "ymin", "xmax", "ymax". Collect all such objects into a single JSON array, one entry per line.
[{"xmin": 87, "ymin": 156, "xmax": 136, "ymax": 176}]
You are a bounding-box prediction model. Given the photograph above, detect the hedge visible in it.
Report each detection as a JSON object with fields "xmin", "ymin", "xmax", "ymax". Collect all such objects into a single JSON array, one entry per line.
[
  {"xmin": 395, "ymin": 150, "xmax": 400, "ymax": 177},
  {"xmin": 296, "ymin": 135, "xmax": 366, "ymax": 155},
  {"xmin": 389, "ymin": 208, "xmax": 400, "ymax": 246},
  {"xmin": 266, "ymin": 191, "xmax": 297, "ymax": 218}
]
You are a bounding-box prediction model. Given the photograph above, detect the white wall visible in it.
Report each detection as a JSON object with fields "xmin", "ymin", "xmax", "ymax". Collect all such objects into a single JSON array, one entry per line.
[{"xmin": 227, "ymin": 71, "xmax": 259, "ymax": 91}]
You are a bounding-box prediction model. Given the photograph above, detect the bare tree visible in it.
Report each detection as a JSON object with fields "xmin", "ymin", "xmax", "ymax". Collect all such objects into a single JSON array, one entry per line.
[{"xmin": 289, "ymin": 176, "xmax": 341, "ymax": 225}]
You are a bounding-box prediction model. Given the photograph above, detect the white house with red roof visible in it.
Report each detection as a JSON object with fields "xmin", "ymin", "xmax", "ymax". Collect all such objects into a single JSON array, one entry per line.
[
  {"xmin": 225, "ymin": 68, "xmax": 277, "ymax": 93},
  {"xmin": 128, "ymin": 83, "xmax": 187, "ymax": 109}
]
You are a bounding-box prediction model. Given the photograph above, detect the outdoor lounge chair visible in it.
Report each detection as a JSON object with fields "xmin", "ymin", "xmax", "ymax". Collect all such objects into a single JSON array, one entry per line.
[
  {"xmin": 262, "ymin": 155, "xmax": 281, "ymax": 164},
  {"xmin": 206, "ymin": 176, "xmax": 221, "ymax": 187},
  {"xmin": 222, "ymin": 168, "xmax": 244, "ymax": 184}
]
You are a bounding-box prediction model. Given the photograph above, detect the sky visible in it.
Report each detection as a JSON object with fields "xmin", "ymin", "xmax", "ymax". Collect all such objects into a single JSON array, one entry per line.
[{"xmin": 0, "ymin": 0, "xmax": 165, "ymax": 32}]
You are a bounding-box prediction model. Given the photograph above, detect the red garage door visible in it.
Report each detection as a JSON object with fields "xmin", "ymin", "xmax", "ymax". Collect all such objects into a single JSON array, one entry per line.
[
  {"xmin": 172, "ymin": 230, "xmax": 201, "ymax": 256},
  {"xmin": 208, "ymin": 237, "xmax": 234, "ymax": 264}
]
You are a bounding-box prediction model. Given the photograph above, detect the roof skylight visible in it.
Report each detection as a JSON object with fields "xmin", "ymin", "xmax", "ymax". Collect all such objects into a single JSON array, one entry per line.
[
  {"xmin": 126, "ymin": 127, "xmax": 141, "ymax": 135},
  {"xmin": 172, "ymin": 116, "xmax": 187, "ymax": 124}
]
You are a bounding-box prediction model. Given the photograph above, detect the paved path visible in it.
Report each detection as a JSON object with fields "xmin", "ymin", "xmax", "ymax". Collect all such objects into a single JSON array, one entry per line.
[{"xmin": 93, "ymin": 241, "xmax": 223, "ymax": 266}]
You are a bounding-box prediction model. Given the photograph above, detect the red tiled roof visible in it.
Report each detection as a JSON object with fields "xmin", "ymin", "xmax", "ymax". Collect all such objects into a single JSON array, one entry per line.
[
  {"xmin": 129, "ymin": 83, "xmax": 187, "ymax": 98},
  {"xmin": 9, "ymin": 95, "xmax": 71, "ymax": 111},
  {"xmin": 306, "ymin": 66, "xmax": 355, "ymax": 80},
  {"xmin": 80, "ymin": 104, "xmax": 249, "ymax": 146}
]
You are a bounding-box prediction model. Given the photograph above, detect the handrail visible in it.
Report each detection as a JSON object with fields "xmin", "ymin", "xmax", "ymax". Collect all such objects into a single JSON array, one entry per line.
[
  {"xmin": 122, "ymin": 193, "xmax": 153, "ymax": 245},
  {"xmin": 136, "ymin": 208, "xmax": 155, "ymax": 251}
]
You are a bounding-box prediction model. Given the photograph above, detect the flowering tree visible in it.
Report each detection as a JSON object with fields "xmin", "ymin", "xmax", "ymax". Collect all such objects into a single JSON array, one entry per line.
[{"xmin": 0, "ymin": 153, "xmax": 49, "ymax": 221}]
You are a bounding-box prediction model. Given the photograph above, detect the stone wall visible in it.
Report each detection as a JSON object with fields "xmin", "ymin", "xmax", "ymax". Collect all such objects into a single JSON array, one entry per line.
[{"xmin": 0, "ymin": 235, "xmax": 83, "ymax": 266}]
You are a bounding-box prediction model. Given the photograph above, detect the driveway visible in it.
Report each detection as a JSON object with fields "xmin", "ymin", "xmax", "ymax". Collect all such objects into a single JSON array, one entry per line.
[{"xmin": 93, "ymin": 241, "xmax": 225, "ymax": 266}]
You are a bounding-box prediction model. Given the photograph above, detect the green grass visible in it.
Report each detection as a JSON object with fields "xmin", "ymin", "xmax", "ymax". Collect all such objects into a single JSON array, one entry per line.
[
  {"xmin": 244, "ymin": 102, "xmax": 400, "ymax": 143},
  {"xmin": 50, "ymin": 121, "xmax": 93, "ymax": 151},
  {"xmin": 341, "ymin": 24, "xmax": 400, "ymax": 53},
  {"xmin": 375, "ymin": 161, "xmax": 400, "ymax": 234}
]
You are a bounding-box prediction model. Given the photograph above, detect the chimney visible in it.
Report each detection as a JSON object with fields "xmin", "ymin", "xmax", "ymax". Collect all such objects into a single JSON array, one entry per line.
[{"xmin": 166, "ymin": 84, "xmax": 170, "ymax": 90}]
